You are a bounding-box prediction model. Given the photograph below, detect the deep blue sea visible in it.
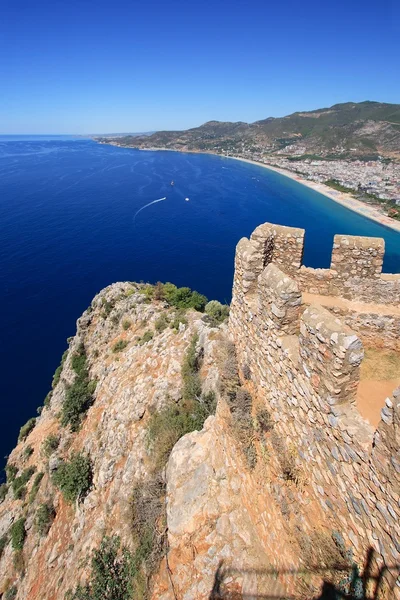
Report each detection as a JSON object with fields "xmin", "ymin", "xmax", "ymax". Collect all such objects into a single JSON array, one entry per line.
[{"xmin": 1, "ymin": 136, "xmax": 399, "ymax": 472}]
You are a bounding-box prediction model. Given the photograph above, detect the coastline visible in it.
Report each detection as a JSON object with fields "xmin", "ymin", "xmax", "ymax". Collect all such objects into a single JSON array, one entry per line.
[
  {"xmin": 101, "ymin": 143, "xmax": 400, "ymax": 234},
  {"xmin": 227, "ymin": 156, "xmax": 400, "ymax": 234}
]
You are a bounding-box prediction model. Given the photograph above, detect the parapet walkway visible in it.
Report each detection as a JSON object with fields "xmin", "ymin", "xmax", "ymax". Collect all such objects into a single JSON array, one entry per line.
[{"xmin": 303, "ymin": 292, "xmax": 400, "ymax": 427}]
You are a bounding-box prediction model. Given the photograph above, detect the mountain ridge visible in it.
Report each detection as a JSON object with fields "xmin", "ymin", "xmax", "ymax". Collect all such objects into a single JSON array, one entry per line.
[{"xmin": 97, "ymin": 101, "xmax": 400, "ymax": 159}]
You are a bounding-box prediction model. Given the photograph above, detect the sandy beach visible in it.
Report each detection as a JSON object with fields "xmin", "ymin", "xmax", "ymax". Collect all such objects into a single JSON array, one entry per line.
[{"xmin": 227, "ymin": 156, "xmax": 400, "ymax": 234}]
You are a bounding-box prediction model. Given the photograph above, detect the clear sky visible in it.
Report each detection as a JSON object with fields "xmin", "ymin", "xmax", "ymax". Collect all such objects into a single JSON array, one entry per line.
[{"xmin": 0, "ymin": 0, "xmax": 399, "ymax": 134}]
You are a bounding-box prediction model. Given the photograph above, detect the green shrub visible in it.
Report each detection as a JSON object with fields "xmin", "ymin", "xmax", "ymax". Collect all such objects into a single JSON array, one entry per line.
[
  {"xmin": 112, "ymin": 339, "xmax": 128, "ymax": 353},
  {"xmin": 204, "ymin": 300, "xmax": 230, "ymax": 325},
  {"xmin": 4, "ymin": 585, "xmax": 17, "ymax": 600},
  {"xmin": 170, "ymin": 311, "xmax": 188, "ymax": 331},
  {"xmin": 138, "ymin": 330, "xmax": 154, "ymax": 345},
  {"xmin": 68, "ymin": 536, "xmax": 133, "ymax": 600},
  {"xmin": 61, "ymin": 344, "xmax": 95, "ymax": 431},
  {"xmin": 101, "ymin": 298, "xmax": 114, "ymax": 318},
  {"xmin": 0, "ymin": 534, "xmax": 7, "ymax": 559},
  {"xmin": 18, "ymin": 417, "xmax": 36, "ymax": 442},
  {"xmin": 52, "ymin": 349, "xmax": 68, "ymax": 388},
  {"xmin": 12, "ymin": 466, "xmax": 36, "ymax": 500},
  {"xmin": 163, "ymin": 284, "xmax": 207, "ymax": 311},
  {"xmin": 23, "ymin": 445, "xmax": 34, "ymax": 460},
  {"xmin": 35, "ymin": 503, "xmax": 55, "ymax": 536},
  {"xmin": 181, "ymin": 334, "xmax": 202, "ymax": 402},
  {"xmin": 0, "ymin": 483, "xmax": 8, "ymax": 502},
  {"xmin": 122, "ymin": 319, "xmax": 131, "ymax": 331},
  {"xmin": 6, "ymin": 464, "xmax": 18, "ymax": 483},
  {"xmin": 44, "ymin": 391, "xmax": 53, "ymax": 407},
  {"xmin": 28, "ymin": 472, "xmax": 44, "ymax": 504},
  {"xmin": 53, "ymin": 453, "xmax": 92, "ymax": 504},
  {"xmin": 154, "ymin": 313, "xmax": 169, "ymax": 333},
  {"xmin": 10, "ymin": 518, "xmax": 26, "ymax": 551},
  {"xmin": 140, "ymin": 284, "xmax": 154, "ymax": 302},
  {"xmin": 43, "ymin": 433, "xmax": 60, "ymax": 457}
]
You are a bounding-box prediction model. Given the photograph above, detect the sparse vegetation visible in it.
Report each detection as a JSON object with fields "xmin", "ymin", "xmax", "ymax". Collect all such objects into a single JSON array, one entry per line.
[
  {"xmin": 170, "ymin": 310, "xmax": 188, "ymax": 331},
  {"xmin": 219, "ymin": 342, "xmax": 257, "ymax": 469},
  {"xmin": 154, "ymin": 313, "xmax": 169, "ymax": 333},
  {"xmin": 122, "ymin": 319, "xmax": 131, "ymax": 330},
  {"xmin": 52, "ymin": 349, "xmax": 68, "ymax": 388},
  {"xmin": 0, "ymin": 533, "xmax": 7, "ymax": 558},
  {"xmin": 131, "ymin": 474, "xmax": 166, "ymax": 587},
  {"xmin": 35, "ymin": 503, "xmax": 55, "ymax": 536},
  {"xmin": 61, "ymin": 343, "xmax": 96, "ymax": 431},
  {"xmin": 23, "ymin": 445, "xmax": 34, "ymax": 460},
  {"xmin": 10, "ymin": 518, "xmax": 26, "ymax": 551},
  {"xmin": 18, "ymin": 417, "xmax": 36, "ymax": 442},
  {"xmin": 28, "ymin": 472, "xmax": 44, "ymax": 504},
  {"xmin": 0, "ymin": 483, "xmax": 8, "ymax": 502},
  {"xmin": 67, "ymin": 536, "xmax": 133, "ymax": 600},
  {"xmin": 203, "ymin": 300, "xmax": 229, "ymax": 326},
  {"xmin": 53, "ymin": 452, "xmax": 92, "ymax": 504},
  {"xmin": 147, "ymin": 334, "xmax": 216, "ymax": 472},
  {"xmin": 6, "ymin": 464, "xmax": 18, "ymax": 483},
  {"xmin": 42, "ymin": 433, "xmax": 60, "ymax": 457},
  {"xmin": 138, "ymin": 330, "xmax": 154, "ymax": 345},
  {"xmin": 12, "ymin": 466, "xmax": 36, "ymax": 500},
  {"xmin": 4, "ymin": 585, "xmax": 18, "ymax": 600},
  {"xmin": 112, "ymin": 339, "xmax": 128, "ymax": 353}
]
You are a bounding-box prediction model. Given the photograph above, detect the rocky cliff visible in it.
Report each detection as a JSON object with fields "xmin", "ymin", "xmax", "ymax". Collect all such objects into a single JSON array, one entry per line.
[{"xmin": 0, "ymin": 258, "xmax": 398, "ymax": 599}]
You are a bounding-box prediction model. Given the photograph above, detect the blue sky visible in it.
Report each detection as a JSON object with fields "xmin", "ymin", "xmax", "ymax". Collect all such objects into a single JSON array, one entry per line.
[{"xmin": 0, "ymin": 0, "xmax": 399, "ymax": 134}]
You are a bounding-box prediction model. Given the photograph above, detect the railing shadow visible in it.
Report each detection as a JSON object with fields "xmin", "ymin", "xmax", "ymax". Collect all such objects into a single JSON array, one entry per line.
[{"xmin": 209, "ymin": 548, "xmax": 400, "ymax": 600}]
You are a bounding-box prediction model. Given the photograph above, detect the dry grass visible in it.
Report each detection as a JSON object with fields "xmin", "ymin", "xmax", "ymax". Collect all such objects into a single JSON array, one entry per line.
[{"xmin": 360, "ymin": 348, "xmax": 400, "ymax": 381}]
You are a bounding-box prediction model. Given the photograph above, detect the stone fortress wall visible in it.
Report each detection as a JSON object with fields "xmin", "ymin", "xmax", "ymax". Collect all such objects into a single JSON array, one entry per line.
[{"xmin": 229, "ymin": 222, "xmax": 400, "ymax": 589}]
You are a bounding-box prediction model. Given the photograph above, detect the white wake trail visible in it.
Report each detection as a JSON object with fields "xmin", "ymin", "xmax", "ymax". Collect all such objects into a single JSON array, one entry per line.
[{"xmin": 133, "ymin": 197, "xmax": 167, "ymax": 222}]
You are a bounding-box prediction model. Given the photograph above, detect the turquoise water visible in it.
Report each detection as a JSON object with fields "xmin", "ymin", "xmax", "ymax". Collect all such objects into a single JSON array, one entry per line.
[{"xmin": 0, "ymin": 137, "xmax": 399, "ymax": 471}]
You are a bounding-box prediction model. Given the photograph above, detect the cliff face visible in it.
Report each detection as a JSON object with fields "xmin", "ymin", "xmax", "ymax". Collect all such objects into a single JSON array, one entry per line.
[
  {"xmin": 1, "ymin": 221, "xmax": 399, "ymax": 600},
  {"xmin": 1, "ymin": 281, "xmax": 304, "ymax": 600},
  {"xmin": 0, "ymin": 283, "xmax": 220, "ymax": 598}
]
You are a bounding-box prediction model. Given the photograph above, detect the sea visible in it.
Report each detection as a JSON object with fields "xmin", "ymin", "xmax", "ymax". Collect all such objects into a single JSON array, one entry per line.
[{"xmin": 1, "ymin": 136, "xmax": 399, "ymax": 472}]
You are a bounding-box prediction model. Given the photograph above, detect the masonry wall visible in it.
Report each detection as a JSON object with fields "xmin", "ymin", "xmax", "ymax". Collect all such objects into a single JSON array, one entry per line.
[{"xmin": 229, "ymin": 222, "xmax": 400, "ymax": 593}]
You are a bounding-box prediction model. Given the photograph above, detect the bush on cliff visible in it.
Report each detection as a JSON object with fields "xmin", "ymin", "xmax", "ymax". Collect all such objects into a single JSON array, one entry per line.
[
  {"xmin": 28, "ymin": 471, "xmax": 44, "ymax": 504},
  {"xmin": 4, "ymin": 585, "xmax": 18, "ymax": 600},
  {"xmin": 141, "ymin": 282, "xmax": 208, "ymax": 312},
  {"xmin": 10, "ymin": 518, "xmax": 26, "ymax": 551},
  {"xmin": 0, "ymin": 534, "xmax": 7, "ymax": 559},
  {"xmin": 0, "ymin": 483, "xmax": 7, "ymax": 503},
  {"xmin": 204, "ymin": 300, "xmax": 230, "ymax": 325},
  {"xmin": 112, "ymin": 339, "xmax": 128, "ymax": 353},
  {"xmin": 35, "ymin": 503, "xmax": 56, "ymax": 536},
  {"xmin": 52, "ymin": 348, "xmax": 68, "ymax": 389},
  {"xmin": 18, "ymin": 417, "xmax": 36, "ymax": 442},
  {"xmin": 42, "ymin": 433, "xmax": 60, "ymax": 457},
  {"xmin": 61, "ymin": 344, "xmax": 96, "ymax": 431},
  {"xmin": 12, "ymin": 466, "xmax": 36, "ymax": 500},
  {"xmin": 67, "ymin": 536, "xmax": 133, "ymax": 600},
  {"xmin": 53, "ymin": 452, "xmax": 92, "ymax": 504}
]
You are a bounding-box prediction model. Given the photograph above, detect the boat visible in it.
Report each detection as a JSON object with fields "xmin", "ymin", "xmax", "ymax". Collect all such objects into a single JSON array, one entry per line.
[
  {"xmin": 185, "ymin": 197, "xmax": 190, "ymax": 202},
  {"xmin": 170, "ymin": 180, "xmax": 174, "ymax": 186}
]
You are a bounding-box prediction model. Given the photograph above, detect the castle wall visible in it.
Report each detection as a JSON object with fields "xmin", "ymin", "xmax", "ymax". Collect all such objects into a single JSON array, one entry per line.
[{"xmin": 229, "ymin": 222, "xmax": 400, "ymax": 585}]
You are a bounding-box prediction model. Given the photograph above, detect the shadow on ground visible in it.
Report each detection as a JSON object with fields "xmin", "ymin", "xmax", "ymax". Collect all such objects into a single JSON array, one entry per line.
[{"xmin": 209, "ymin": 548, "xmax": 400, "ymax": 599}]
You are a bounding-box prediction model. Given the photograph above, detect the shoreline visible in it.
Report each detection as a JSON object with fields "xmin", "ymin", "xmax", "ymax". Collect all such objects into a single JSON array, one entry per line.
[
  {"xmin": 101, "ymin": 142, "xmax": 400, "ymax": 234},
  {"xmin": 227, "ymin": 156, "xmax": 400, "ymax": 234}
]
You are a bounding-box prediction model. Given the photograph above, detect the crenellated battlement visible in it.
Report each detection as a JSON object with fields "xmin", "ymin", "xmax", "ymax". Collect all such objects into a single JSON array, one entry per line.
[{"xmin": 229, "ymin": 221, "xmax": 400, "ymax": 581}]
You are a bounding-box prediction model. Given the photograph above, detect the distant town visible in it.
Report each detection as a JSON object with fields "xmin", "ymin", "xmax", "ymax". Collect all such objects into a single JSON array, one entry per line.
[{"xmin": 216, "ymin": 146, "xmax": 400, "ymax": 210}]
